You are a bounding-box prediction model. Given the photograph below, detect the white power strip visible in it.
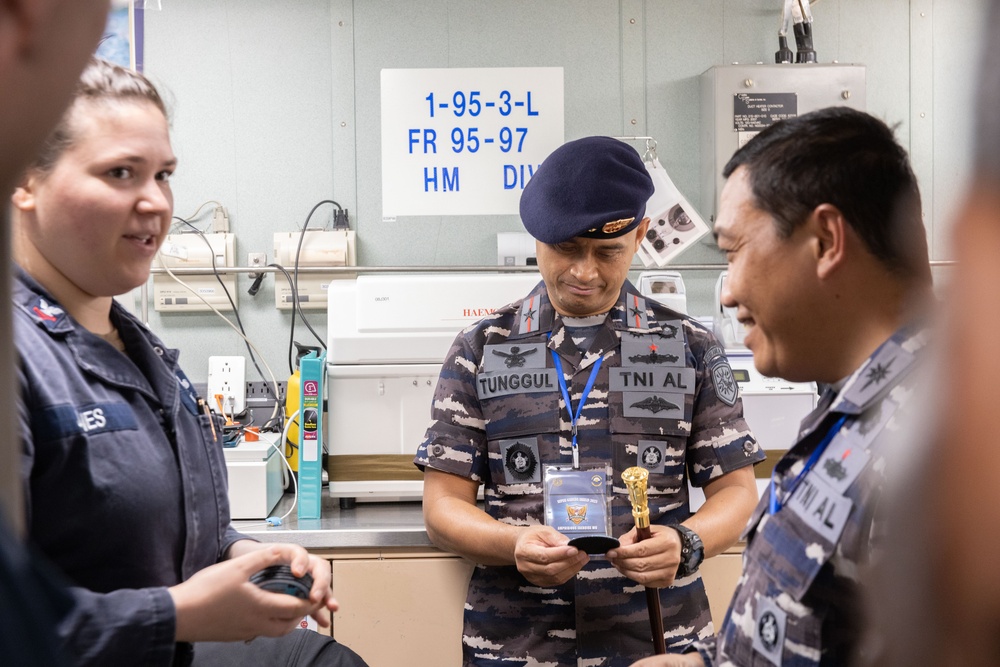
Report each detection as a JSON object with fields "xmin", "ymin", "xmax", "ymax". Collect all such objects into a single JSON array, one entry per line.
[{"xmin": 207, "ymin": 356, "xmax": 246, "ymax": 415}]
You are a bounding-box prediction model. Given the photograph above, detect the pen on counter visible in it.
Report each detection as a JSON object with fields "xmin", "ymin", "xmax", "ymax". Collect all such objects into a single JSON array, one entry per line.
[{"xmin": 198, "ymin": 397, "xmax": 218, "ymax": 443}]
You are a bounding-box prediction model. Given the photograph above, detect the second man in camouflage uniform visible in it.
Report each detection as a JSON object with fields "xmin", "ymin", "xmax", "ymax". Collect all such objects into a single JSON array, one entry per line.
[{"xmin": 631, "ymin": 108, "xmax": 935, "ymax": 667}]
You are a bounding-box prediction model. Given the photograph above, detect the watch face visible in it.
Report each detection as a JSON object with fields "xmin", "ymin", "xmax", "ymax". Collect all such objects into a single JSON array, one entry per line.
[{"xmin": 675, "ymin": 526, "xmax": 704, "ymax": 576}]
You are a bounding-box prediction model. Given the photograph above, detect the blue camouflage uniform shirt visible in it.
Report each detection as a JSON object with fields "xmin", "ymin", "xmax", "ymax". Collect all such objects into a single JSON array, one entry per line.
[
  {"xmin": 14, "ymin": 268, "xmax": 246, "ymax": 667},
  {"xmin": 415, "ymin": 279, "xmax": 762, "ymax": 666},
  {"xmin": 702, "ymin": 323, "xmax": 928, "ymax": 667}
]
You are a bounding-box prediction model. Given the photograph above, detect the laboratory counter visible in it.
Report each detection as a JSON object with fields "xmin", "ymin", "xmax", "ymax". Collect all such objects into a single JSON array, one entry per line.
[
  {"xmin": 229, "ymin": 492, "xmax": 743, "ymax": 667},
  {"xmin": 232, "ymin": 494, "xmax": 432, "ymax": 549}
]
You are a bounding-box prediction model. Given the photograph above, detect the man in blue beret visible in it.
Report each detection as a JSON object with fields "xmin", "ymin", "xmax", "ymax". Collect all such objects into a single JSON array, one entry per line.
[{"xmin": 417, "ymin": 136, "xmax": 763, "ymax": 665}]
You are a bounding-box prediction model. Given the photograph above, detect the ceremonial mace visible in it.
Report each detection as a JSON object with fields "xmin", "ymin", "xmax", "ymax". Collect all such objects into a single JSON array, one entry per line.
[{"xmin": 622, "ymin": 466, "xmax": 667, "ymax": 655}]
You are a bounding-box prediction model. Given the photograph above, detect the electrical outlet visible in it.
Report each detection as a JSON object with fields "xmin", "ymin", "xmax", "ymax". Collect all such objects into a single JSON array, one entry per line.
[
  {"xmin": 245, "ymin": 381, "xmax": 287, "ymax": 408},
  {"xmin": 207, "ymin": 356, "xmax": 246, "ymax": 415}
]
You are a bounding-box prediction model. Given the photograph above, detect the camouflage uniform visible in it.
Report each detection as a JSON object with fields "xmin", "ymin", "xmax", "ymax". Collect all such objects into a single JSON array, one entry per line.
[
  {"xmin": 701, "ymin": 324, "xmax": 928, "ymax": 667},
  {"xmin": 414, "ymin": 280, "xmax": 762, "ymax": 666}
]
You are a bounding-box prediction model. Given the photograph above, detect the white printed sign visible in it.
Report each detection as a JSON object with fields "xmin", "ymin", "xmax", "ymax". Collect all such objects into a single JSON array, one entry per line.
[{"xmin": 380, "ymin": 67, "xmax": 564, "ymax": 217}]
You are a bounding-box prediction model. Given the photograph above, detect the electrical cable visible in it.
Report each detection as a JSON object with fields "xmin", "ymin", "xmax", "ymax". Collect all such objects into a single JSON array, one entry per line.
[
  {"xmin": 156, "ymin": 247, "xmax": 284, "ymax": 428},
  {"xmin": 791, "ymin": 0, "xmax": 817, "ymax": 63},
  {"xmin": 288, "ymin": 200, "xmax": 339, "ymax": 369},
  {"xmin": 168, "ymin": 216, "xmax": 284, "ymax": 425},
  {"xmin": 227, "ymin": 420, "xmax": 299, "ymax": 530},
  {"xmin": 270, "ymin": 262, "xmax": 326, "ymax": 374},
  {"xmin": 178, "ymin": 200, "xmax": 224, "ymax": 230},
  {"xmin": 776, "ymin": 0, "xmax": 795, "ymax": 63}
]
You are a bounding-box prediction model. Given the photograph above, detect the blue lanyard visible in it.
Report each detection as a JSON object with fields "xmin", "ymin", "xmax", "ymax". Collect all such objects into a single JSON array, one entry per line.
[
  {"xmin": 768, "ymin": 414, "xmax": 848, "ymax": 515},
  {"xmin": 550, "ymin": 349, "xmax": 604, "ymax": 470}
]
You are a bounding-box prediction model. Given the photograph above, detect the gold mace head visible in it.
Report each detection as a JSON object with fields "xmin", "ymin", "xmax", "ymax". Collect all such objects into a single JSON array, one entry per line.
[{"xmin": 621, "ymin": 466, "xmax": 651, "ymax": 529}]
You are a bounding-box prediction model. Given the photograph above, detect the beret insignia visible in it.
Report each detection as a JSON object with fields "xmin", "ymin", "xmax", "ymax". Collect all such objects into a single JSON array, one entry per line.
[{"xmin": 602, "ymin": 217, "xmax": 634, "ymax": 234}]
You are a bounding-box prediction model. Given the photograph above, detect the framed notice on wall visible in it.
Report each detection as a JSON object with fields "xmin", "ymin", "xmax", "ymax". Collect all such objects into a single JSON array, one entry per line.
[
  {"xmin": 96, "ymin": 0, "xmax": 145, "ymax": 71},
  {"xmin": 381, "ymin": 67, "xmax": 565, "ymax": 219}
]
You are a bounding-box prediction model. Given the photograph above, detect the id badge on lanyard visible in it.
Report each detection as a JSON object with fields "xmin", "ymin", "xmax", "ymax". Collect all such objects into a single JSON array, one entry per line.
[{"xmin": 543, "ymin": 346, "xmax": 619, "ymax": 553}]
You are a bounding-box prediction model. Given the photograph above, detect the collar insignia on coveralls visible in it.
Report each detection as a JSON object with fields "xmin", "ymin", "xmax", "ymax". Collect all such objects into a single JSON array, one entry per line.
[{"xmin": 31, "ymin": 297, "xmax": 65, "ymax": 327}]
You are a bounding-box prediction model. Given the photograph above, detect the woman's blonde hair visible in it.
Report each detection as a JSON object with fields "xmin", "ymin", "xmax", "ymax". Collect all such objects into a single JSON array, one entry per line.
[{"xmin": 30, "ymin": 56, "xmax": 168, "ymax": 174}]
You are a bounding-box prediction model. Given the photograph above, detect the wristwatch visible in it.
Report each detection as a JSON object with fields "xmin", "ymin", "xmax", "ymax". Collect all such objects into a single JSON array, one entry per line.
[{"xmin": 670, "ymin": 524, "xmax": 705, "ymax": 578}]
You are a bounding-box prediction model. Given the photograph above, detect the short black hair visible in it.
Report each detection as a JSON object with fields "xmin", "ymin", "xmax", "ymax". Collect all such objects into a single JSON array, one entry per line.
[{"xmin": 722, "ymin": 106, "xmax": 928, "ymax": 282}]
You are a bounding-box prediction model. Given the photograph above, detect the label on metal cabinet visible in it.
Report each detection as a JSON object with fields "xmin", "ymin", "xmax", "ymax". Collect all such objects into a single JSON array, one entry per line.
[{"xmin": 733, "ymin": 92, "xmax": 798, "ymax": 131}]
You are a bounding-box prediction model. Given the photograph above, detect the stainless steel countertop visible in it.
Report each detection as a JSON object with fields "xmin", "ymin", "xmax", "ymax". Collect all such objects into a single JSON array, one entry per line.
[{"xmin": 232, "ymin": 494, "xmax": 433, "ymax": 550}]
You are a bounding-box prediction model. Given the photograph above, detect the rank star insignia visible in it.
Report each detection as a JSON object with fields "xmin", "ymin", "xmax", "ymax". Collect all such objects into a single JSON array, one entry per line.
[
  {"xmin": 629, "ymin": 305, "xmax": 644, "ymax": 319},
  {"xmin": 630, "ymin": 396, "xmax": 680, "ymax": 414},
  {"xmin": 522, "ymin": 307, "xmax": 536, "ymax": 324},
  {"xmin": 860, "ymin": 358, "xmax": 895, "ymax": 392},
  {"xmin": 491, "ymin": 345, "xmax": 538, "ymax": 369}
]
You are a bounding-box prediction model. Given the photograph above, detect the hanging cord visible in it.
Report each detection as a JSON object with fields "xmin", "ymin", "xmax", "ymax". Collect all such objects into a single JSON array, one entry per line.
[
  {"xmin": 776, "ymin": 0, "xmax": 795, "ymax": 62},
  {"xmin": 791, "ymin": 0, "xmax": 817, "ymax": 63},
  {"xmin": 168, "ymin": 217, "xmax": 284, "ymax": 423},
  {"xmin": 156, "ymin": 229, "xmax": 284, "ymax": 429},
  {"xmin": 282, "ymin": 200, "xmax": 338, "ymax": 374}
]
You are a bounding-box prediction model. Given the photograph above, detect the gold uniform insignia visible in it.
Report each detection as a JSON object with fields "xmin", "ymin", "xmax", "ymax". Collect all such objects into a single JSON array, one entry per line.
[{"xmin": 601, "ymin": 217, "xmax": 634, "ymax": 234}]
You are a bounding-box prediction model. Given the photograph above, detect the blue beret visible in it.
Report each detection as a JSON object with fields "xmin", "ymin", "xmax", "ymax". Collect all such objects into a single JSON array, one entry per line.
[{"xmin": 519, "ymin": 136, "xmax": 655, "ymax": 244}]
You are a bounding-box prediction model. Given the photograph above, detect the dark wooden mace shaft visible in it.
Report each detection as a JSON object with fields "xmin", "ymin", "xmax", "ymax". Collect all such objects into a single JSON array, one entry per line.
[{"xmin": 635, "ymin": 524, "xmax": 667, "ymax": 655}]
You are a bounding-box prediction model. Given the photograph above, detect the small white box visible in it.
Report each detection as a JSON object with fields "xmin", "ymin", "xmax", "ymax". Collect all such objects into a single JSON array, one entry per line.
[{"xmin": 223, "ymin": 438, "xmax": 284, "ymax": 519}]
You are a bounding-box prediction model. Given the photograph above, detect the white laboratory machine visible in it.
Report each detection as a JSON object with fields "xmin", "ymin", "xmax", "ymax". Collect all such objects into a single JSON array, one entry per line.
[
  {"xmin": 713, "ymin": 271, "xmax": 747, "ymax": 349},
  {"xmin": 496, "ymin": 232, "xmax": 537, "ymax": 266},
  {"xmin": 325, "ymin": 272, "xmax": 542, "ymax": 502},
  {"xmin": 686, "ymin": 347, "xmax": 818, "ymax": 508},
  {"xmin": 223, "ymin": 437, "xmax": 284, "ymax": 519},
  {"xmin": 324, "ymin": 272, "xmax": 816, "ymax": 507},
  {"xmin": 637, "ymin": 270, "xmax": 687, "ymax": 315},
  {"xmin": 727, "ymin": 349, "xmax": 816, "ymax": 452}
]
